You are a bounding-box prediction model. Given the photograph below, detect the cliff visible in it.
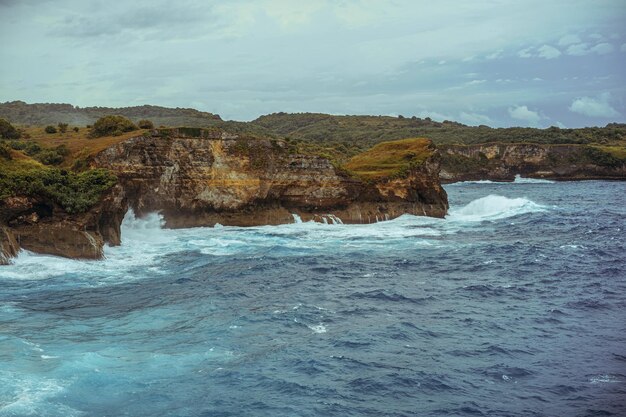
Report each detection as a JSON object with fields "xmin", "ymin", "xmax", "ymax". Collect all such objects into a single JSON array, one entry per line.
[
  {"xmin": 1, "ymin": 130, "xmax": 448, "ymax": 263},
  {"xmin": 439, "ymin": 143, "xmax": 626, "ymax": 183}
]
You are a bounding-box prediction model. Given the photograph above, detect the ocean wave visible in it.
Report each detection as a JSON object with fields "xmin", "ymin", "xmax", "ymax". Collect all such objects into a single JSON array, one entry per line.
[
  {"xmin": 447, "ymin": 194, "xmax": 546, "ymax": 222},
  {"xmin": 514, "ymin": 174, "xmax": 555, "ymax": 184}
]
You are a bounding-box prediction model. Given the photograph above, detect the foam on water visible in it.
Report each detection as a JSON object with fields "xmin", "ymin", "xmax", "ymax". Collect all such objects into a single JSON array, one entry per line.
[
  {"xmin": 447, "ymin": 194, "xmax": 546, "ymax": 222},
  {"xmin": 514, "ymin": 174, "xmax": 555, "ymax": 184},
  {"xmin": 448, "ymin": 180, "xmax": 495, "ymax": 185},
  {"xmin": 0, "ymin": 196, "xmax": 549, "ymax": 283}
]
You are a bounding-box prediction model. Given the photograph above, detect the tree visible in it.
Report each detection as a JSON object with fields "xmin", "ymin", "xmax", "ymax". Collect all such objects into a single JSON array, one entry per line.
[
  {"xmin": 58, "ymin": 123, "xmax": 68, "ymax": 133},
  {"xmin": 45, "ymin": 125, "xmax": 57, "ymax": 134},
  {"xmin": 0, "ymin": 118, "xmax": 19, "ymax": 139},
  {"xmin": 91, "ymin": 115, "xmax": 137, "ymax": 137},
  {"xmin": 137, "ymin": 119, "xmax": 154, "ymax": 129}
]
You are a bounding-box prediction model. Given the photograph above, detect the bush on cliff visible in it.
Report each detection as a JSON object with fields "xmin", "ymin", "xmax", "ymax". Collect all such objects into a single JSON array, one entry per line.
[
  {"xmin": 137, "ymin": 119, "xmax": 154, "ymax": 129},
  {"xmin": 0, "ymin": 118, "xmax": 20, "ymax": 139},
  {"xmin": 91, "ymin": 115, "xmax": 137, "ymax": 137},
  {"xmin": 0, "ymin": 142, "xmax": 12, "ymax": 159},
  {"xmin": 0, "ymin": 162, "xmax": 117, "ymax": 214}
]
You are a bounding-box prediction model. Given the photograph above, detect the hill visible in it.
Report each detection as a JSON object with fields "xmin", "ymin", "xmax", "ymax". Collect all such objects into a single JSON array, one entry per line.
[{"xmin": 0, "ymin": 101, "xmax": 222, "ymax": 127}]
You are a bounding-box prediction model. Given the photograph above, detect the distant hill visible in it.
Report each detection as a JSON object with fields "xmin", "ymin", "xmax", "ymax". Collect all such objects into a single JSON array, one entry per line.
[
  {"xmin": 251, "ymin": 112, "xmax": 626, "ymax": 147},
  {"xmin": 0, "ymin": 101, "xmax": 222, "ymax": 127}
]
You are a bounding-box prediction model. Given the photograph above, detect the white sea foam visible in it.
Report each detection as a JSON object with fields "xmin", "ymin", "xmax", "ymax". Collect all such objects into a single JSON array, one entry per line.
[
  {"xmin": 589, "ymin": 374, "xmax": 622, "ymax": 384},
  {"xmin": 0, "ymin": 373, "xmax": 78, "ymax": 417},
  {"xmin": 513, "ymin": 174, "xmax": 555, "ymax": 184},
  {"xmin": 447, "ymin": 195, "xmax": 546, "ymax": 222},
  {"xmin": 0, "ymin": 196, "xmax": 547, "ymax": 281},
  {"xmin": 308, "ymin": 324, "xmax": 327, "ymax": 334},
  {"xmin": 448, "ymin": 180, "xmax": 495, "ymax": 185}
]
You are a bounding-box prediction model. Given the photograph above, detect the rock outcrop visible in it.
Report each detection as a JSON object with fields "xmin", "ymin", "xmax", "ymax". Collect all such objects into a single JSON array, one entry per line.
[
  {"xmin": 1, "ymin": 130, "xmax": 448, "ymax": 262},
  {"xmin": 439, "ymin": 143, "xmax": 626, "ymax": 183},
  {"xmin": 93, "ymin": 130, "xmax": 448, "ymax": 226}
]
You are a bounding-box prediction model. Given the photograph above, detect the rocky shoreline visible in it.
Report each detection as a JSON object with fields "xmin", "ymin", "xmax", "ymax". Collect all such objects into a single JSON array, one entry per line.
[
  {"xmin": 439, "ymin": 143, "xmax": 626, "ymax": 183},
  {"xmin": 0, "ymin": 131, "xmax": 448, "ymax": 263}
]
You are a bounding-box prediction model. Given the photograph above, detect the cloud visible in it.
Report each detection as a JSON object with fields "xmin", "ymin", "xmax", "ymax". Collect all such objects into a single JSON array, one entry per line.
[
  {"xmin": 589, "ymin": 42, "xmax": 614, "ymax": 55},
  {"xmin": 508, "ymin": 105, "xmax": 541, "ymax": 125},
  {"xmin": 537, "ymin": 44, "xmax": 561, "ymax": 59},
  {"xmin": 569, "ymin": 93, "xmax": 620, "ymax": 118},
  {"xmin": 485, "ymin": 50, "xmax": 503, "ymax": 60},
  {"xmin": 416, "ymin": 110, "xmax": 454, "ymax": 122},
  {"xmin": 518, "ymin": 47, "xmax": 533, "ymax": 58},
  {"xmin": 459, "ymin": 111, "xmax": 492, "ymax": 126},
  {"xmin": 466, "ymin": 79, "xmax": 486, "ymax": 85},
  {"xmin": 566, "ymin": 42, "xmax": 615, "ymax": 56},
  {"xmin": 566, "ymin": 43, "xmax": 589, "ymax": 55},
  {"xmin": 558, "ymin": 34, "xmax": 581, "ymax": 46}
]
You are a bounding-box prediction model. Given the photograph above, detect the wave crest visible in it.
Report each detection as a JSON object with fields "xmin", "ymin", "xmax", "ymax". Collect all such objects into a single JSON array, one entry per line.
[{"xmin": 448, "ymin": 195, "xmax": 546, "ymax": 221}]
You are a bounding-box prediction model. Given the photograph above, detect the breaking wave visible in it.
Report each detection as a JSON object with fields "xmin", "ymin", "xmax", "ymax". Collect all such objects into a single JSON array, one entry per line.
[{"xmin": 447, "ymin": 194, "xmax": 546, "ymax": 222}]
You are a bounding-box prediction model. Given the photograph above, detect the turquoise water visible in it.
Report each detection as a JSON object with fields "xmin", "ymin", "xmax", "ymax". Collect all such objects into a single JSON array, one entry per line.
[{"xmin": 1, "ymin": 179, "xmax": 625, "ymax": 416}]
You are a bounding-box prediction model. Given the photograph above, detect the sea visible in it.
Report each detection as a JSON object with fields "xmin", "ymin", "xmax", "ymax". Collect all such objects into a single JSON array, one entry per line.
[{"xmin": 1, "ymin": 178, "xmax": 625, "ymax": 417}]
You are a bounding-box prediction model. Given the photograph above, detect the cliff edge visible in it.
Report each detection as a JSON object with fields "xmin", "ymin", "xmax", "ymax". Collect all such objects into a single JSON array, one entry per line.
[
  {"xmin": 440, "ymin": 143, "xmax": 626, "ymax": 182},
  {"xmin": 1, "ymin": 130, "xmax": 448, "ymax": 263}
]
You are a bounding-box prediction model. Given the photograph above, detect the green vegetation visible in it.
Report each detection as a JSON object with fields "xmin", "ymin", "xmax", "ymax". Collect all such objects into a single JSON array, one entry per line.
[
  {"xmin": 5, "ymin": 140, "xmax": 69, "ymax": 166},
  {"xmin": 344, "ymin": 138, "xmax": 434, "ymax": 180},
  {"xmin": 591, "ymin": 145, "xmax": 626, "ymax": 160},
  {"xmin": 91, "ymin": 115, "xmax": 137, "ymax": 137},
  {"xmin": 0, "ymin": 118, "xmax": 20, "ymax": 139},
  {"xmin": 0, "ymin": 101, "xmax": 221, "ymax": 127},
  {"xmin": 247, "ymin": 114, "xmax": 626, "ymax": 169},
  {"xmin": 0, "ymin": 167, "xmax": 117, "ymax": 214},
  {"xmin": 0, "ymin": 155, "xmax": 116, "ymax": 214},
  {"xmin": 58, "ymin": 122, "xmax": 68, "ymax": 133},
  {"xmin": 44, "ymin": 125, "xmax": 57, "ymax": 134},
  {"xmin": 138, "ymin": 119, "xmax": 154, "ymax": 129}
]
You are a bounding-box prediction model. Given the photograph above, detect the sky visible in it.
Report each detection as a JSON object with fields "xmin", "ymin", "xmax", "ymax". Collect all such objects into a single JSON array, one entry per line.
[{"xmin": 1, "ymin": 0, "xmax": 625, "ymax": 127}]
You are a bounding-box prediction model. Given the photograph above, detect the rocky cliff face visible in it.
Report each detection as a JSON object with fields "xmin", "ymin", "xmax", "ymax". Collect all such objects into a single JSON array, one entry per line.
[
  {"xmin": 1, "ymin": 130, "xmax": 448, "ymax": 262},
  {"xmin": 440, "ymin": 143, "xmax": 626, "ymax": 183},
  {"xmin": 93, "ymin": 130, "xmax": 448, "ymax": 226}
]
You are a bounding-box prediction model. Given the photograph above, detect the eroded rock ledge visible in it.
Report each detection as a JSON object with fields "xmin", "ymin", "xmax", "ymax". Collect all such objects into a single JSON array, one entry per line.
[
  {"xmin": 439, "ymin": 143, "xmax": 626, "ymax": 183},
  {"xmin": 1, "ymin": 131, "xmax": 448, "ymax": 263}
]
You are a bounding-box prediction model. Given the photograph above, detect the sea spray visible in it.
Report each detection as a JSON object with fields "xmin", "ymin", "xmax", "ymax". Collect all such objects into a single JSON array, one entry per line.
[{"xmin": 447, "ymin": 194, "xmax": 546, "ymax": 222}]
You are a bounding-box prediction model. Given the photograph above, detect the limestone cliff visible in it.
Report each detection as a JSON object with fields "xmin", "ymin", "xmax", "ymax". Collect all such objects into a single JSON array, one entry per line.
[
  {"xmin": 440, "ymin": 143, "xmax": 626, "ymax": 183},
  {"xmin": 1, "ymin": 130, "xmax": 448, "ymax": 262},
  {"xmin": 93, "ymin": 130, "xmax": 447, "ymax": 226}
]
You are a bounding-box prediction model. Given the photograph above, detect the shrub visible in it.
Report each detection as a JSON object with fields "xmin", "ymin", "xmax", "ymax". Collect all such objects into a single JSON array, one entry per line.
[
  {"xmin": 33, "ymin": 145, "xmax": 69, "ymax": 166},
  {"xmin": 137, "ymin": 119, "xmax": 154, "ymax": 129},
  {"xmin": 0, "ymin": 167, "xmax": 117, "ymax": 214},
  {"xmin": 0, "ymin": 118, "xmax": 20, "ymax": 139},
  {"xmin": 24, "ymin": 142, "xmax": 42, "ymax": 156},
  {"xmin": 73, "ymin": 127, "xmax": 79, "ymax": 133},
  {"xmin": 0, "ymin": 142, "xmax": 12, "ymax": 159},
  {"xmin": 44, "ymin": 125, "xmax": 57, "ymax": 134},
  {"xmin": 91, "ymin": 115, "xmax": 137, "ymax": 137},
  {"xmin": 35, "ymin": 150, "xmax": 64, "ymax": 165},
  {"xmin": 58, "ymin": 123, "xmax": 68, "ymax": 133},
  {"xmin": 9, "ymin": 141, "xmax": 27, "ymax": 151}
]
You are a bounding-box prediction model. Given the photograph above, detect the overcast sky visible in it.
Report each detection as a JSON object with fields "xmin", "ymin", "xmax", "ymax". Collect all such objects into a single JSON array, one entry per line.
[{"xmin": 1, "ymin": 0, "xmax": 625, "ymax": 127}]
